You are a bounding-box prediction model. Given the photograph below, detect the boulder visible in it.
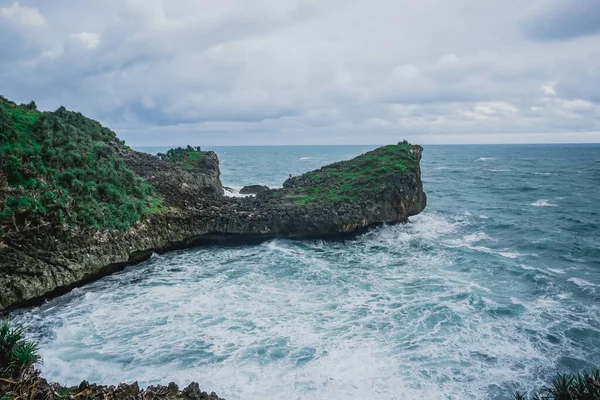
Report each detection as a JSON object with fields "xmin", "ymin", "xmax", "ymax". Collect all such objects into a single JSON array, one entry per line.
[{"xmin": 239, "ymin": 185, "xmax": 270, "ymax": 194}]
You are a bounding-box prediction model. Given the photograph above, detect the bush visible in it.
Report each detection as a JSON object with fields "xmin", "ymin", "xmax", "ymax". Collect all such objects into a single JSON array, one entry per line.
[
  {"xmin": 515, "ymin": 369, "xmax": 600, "ymax": 399},
  {"xmin": 157, "ymin": 146, "xmax": 205, "ymax": 170},
  {"xmin": 0, "ymin": 97, "xmax": 158, "ymax": 231},
  {"xmin": 0, "ymin": 322, "xmax": 41, "ymax": 378}
]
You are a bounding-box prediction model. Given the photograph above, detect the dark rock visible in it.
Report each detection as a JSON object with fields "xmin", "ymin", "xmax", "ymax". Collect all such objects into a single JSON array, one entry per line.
[
  {"xmin": 168, "ymin": 382, "xmax": 179, "ymax": 395},
  {"xmin": 182, "ymin": 382, "xmax": 204, "ymax": 399},
  {"xmin": 115, "ymin": 381, "xmax": 140, "ymax": 399},
  {"xmin": 1, "ymin": 376, "xmax": 227, "ymax": 400},
  {"xmin": 239, "ymin": 185, "xmax": 270, "ymax": 194}
]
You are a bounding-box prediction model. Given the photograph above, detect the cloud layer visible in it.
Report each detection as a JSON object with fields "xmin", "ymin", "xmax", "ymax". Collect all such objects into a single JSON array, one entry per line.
[{"xmin": 1, "ymin": 0, "xmax": 599, "ymax": 145}]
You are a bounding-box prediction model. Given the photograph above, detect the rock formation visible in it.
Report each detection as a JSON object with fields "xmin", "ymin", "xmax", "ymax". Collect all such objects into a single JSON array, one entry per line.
[{"xmin": 0, "ymin": 97, "xmax": 426, "ymax": 312}]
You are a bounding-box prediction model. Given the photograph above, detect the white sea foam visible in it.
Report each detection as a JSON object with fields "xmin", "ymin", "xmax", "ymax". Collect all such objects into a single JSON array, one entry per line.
[
  {"xmin": 444, "ymin": 231, "xmax": 492, "ymax": 248},
  {"xmin": 499, "ymin": 251, "xmax": 520, "ymax": 259},
  {"xmin": 223, "ymin": 186, "xmax": 254, "ymax": 198},
  {"xmin": 547, "ymin": 268, "xmax": 566, "ymax": 275},
  {"xmin": 401, "ymin": 212, "xmax": 458, "ymax": 240},
  {"xmin": 531, "ymin": 199, "xmax": 557, "ymax": 207},
  {"xmin": 520, "ymin": 264, "xmax": 537, "ymax": 271},
  {"xmin": 478, "ymin": 157, "xmax": 496, "ymax": 161},
  {"xmin": 300, "ymin": 157, "xmax": 312, "ymax": 160},
  {"xmin": 568, "ymin": 277, "xmax": 597, "ymax": 288}
]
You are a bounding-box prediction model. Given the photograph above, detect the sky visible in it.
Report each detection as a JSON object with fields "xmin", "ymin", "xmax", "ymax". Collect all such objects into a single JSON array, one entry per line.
[{"xmin": 1, "ymin": 0, "xmax": 599, "ymax": 146}]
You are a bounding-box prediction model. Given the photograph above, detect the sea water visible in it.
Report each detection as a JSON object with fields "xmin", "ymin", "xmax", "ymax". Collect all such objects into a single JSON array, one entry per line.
[{"xmin": 12, "ymin": 144, "xmax": 600, "ymax": 400}]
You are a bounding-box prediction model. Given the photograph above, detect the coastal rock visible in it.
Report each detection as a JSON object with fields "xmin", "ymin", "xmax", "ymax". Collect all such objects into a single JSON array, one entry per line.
[
  {"xmin": 0, "ymin": 142, "xmax": 425, "ymax": 311},
  {"xmin": 122, "ymin": 149, "xmax": 224, "ymax": 201},
  {"xmin": 239, "ymin": 184, "xmax": 270, "ymax": 194},
  {"xmin": 0, "ymin": 376, "xmax": 226, "ymax": 400},
  {"xmin": 0, "ymin": 93, "xmax": 426, "ymax": 312},
  {"xmin": 0, "ymin": 142, "xmax": 426, "ymax": 311}
]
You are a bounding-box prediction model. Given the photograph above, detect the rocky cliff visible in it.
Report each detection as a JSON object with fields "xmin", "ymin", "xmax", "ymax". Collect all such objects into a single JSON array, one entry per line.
[{"xmin": 0, "ymin": 97, "xmax": 426, "ymax": 312}]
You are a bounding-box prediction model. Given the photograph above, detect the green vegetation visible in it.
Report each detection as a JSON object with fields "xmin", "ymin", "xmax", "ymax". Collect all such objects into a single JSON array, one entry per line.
[
  {"xmin": 514, "ymin": 369, "xmax": 600, "ymax": 399},
  {"xmin": 284, "ymin": 143, "xmax": 420, "ymax": 206},
  {"xmin": 0, "ymin": 322, "xmax": 41, "ymax": 378},
  {"xmin": 157, "ymin": 146, "xmax": 205, "ymax": 170},
  {"xmin": 0, "ymin": 96, "xmax": 157, "ymax": 232},
  {"xmin": 0, "ymin": 321, "xmax": 42, "ymax": 400}
]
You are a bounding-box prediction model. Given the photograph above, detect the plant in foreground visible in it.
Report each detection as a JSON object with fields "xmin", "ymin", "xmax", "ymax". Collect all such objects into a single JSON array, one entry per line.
[
  {"xmin": 0, "ymin": 321, "xmax": 41, "ymax": 378},
  {"xmin": 515, "ymin": 368, "xmax": 600, "ymax": 400}
]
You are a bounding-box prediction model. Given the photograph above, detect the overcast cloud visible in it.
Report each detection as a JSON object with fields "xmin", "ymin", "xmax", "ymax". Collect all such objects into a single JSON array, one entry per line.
[{"xmin": 1, "ymin": 0, "xmax": 599, "ymax": 145}]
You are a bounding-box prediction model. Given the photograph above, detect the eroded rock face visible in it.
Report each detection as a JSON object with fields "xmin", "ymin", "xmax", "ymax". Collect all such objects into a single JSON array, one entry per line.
[
  {"xmin": 0, "ymin": 143, "xmax": 426, "ymax": 312},
  {"xmin": 122, "ymin": 149, "xmax": 224, "ymax": 202}
]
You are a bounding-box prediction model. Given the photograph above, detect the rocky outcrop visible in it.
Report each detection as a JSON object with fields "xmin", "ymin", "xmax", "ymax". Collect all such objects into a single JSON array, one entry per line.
[
  {"xmin": 122, "ymin": 149, "xmax": 224, "ymax": 200},
  {"xmin": 239, "ymin": 185, "xmax": 270, "ymax": 194},
  {"xmin": 0, "ymin": 143, "xmax": 426, "ymax": 312}
]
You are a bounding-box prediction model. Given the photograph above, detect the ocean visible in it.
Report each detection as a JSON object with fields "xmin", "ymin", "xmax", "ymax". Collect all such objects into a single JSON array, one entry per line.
[{"xmin": 12, "ymin": 144, "xmax": 600, "ymax": 400}]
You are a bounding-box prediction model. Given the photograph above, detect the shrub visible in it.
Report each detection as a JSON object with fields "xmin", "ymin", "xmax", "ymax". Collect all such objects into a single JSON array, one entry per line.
[
  {"xmin": 157, "ymin": 146, "xmax": 205, "ymax": 169},
  {"xmin": 0, "ymin": 322, "xmax": 41, "ymax": 378},
  {"xmin": 0, "ymin": 97, "xmax": 159, "ymax": 232},
  {"xmin": 514, "ymin": 369, "xmax": 600, "ymax": 400}
]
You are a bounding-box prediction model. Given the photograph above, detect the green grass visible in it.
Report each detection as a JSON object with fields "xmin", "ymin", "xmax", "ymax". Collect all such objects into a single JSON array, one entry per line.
[
  {"xmin": 0, "ymin": 96, "xmax": 158, "ymax": 232},
  {"xmin": 283, "ymin": 143, "xmax": 419, "ymax": 206},
  {"xmin": 144, "ymin": 197, "xmax": 168, "ymax": 215}
]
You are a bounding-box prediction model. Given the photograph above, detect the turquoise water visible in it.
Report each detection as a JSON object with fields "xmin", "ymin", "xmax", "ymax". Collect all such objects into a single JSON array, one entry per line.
[{"xmin": 13, "ymin": 145, "xmax": 600, "ymax": 400}]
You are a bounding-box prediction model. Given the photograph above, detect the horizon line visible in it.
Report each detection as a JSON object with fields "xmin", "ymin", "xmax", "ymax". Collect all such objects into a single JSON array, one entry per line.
[{"xmin": 131, "ymin": 142, "xmax": 600, "ymax": 148}]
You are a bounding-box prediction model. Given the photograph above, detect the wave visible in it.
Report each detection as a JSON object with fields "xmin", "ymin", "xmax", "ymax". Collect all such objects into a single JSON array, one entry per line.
[
  {"xmin": 300, "ymin": 157, "xmax": 312, "ymax": 160},
  {"xmin": 478, "ymin": 157, "xmax": 496, "ymax": 161},
  {"xmin": 530, "ymin": 199, "xmax": 557, "ymax": 207},
  {"xmin": 443, "ymin": 232, "xmax": 493, "ymax": 250},
  {"xmin": 401, "ymin": 212, "xmax": 458, "ymax": 240},
  {"xmin": 547, "ymin": 268, "xmax": 566, "ymax": 275},
  {"xmin": 498, "ymin": 252, "xmax": 520, "ymax": 259},
  {"xmin": 568, "ymin": 277, "xmax": 597, "ymax": 289},
  {"xmin": 223, "ymin": 186, "xmax": 253, "ymax": 198}
]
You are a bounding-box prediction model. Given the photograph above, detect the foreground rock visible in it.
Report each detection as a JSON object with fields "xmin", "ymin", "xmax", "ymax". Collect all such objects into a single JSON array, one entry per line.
[{"xmin": 1, "ymin": 376, "xmax": 225, "ymax": 400}]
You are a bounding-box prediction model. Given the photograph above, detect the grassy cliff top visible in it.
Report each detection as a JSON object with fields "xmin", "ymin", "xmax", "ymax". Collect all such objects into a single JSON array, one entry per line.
[
  {"xmin": 281, "ymin": 142, "xmax": 421, "ymax": 205},
  {"xmin": 156, "ymin": 146, "xmax": 206, "ymax": 170},
  {"xmin": 0, "ymin": 96, "xmax": 155, "ymax": 232}
]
